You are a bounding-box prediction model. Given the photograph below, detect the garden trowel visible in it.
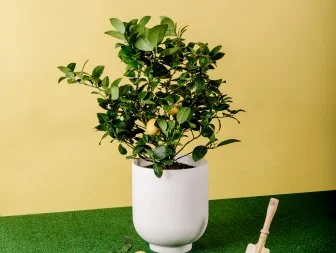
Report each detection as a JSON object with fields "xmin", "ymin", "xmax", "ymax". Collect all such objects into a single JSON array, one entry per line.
[{"xmin": 245, "ymin": 198, "xmax": 279, "ymax": 253}]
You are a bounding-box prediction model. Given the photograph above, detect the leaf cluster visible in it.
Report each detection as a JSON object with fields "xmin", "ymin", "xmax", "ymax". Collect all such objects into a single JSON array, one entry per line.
[{"xmin": 58, "ymin": 16, "xmax": 244, "ymax": 177}]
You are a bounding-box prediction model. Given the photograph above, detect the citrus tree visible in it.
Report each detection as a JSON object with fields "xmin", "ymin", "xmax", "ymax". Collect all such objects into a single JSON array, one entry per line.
[{"xmin": 58, "ymin": 16, "xmax": 244, "ymax": 177}]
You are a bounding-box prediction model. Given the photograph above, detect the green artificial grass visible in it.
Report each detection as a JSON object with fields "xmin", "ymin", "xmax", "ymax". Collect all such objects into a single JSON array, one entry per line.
[{"xmin": 1, "ymin": 191, "xmax": 335, "ymax": 253}]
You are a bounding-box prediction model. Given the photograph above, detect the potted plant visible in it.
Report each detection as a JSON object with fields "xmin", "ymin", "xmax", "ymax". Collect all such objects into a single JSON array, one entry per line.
[{"xmin": 58, "ymin": 16, "xmax": 243, "ymax": 253}]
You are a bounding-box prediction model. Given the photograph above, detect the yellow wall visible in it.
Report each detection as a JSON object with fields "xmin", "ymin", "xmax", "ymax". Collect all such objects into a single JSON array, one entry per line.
[{"xmin": 1, "ymin": 0, "xmax": 335, "ymax": 216}]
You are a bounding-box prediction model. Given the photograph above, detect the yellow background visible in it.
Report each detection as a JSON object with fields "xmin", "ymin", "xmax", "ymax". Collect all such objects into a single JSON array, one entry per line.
[{"xmin": 1, "ymin": 0, "xmax": 335, "ymax": 216}]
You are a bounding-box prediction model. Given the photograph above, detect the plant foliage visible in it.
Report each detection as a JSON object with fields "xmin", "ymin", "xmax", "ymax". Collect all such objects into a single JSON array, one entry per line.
[{"xmin": 58, "ymin": 16, "xmax": 244, "ymax": 177}]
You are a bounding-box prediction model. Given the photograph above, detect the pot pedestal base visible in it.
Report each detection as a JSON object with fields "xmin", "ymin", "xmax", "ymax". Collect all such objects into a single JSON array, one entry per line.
[{"xmin": 150, "ymin": 243, "xmax": 192, "ymax": 253}]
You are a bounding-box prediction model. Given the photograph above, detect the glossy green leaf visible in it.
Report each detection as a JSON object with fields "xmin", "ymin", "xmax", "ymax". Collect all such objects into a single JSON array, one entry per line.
[
  {"xmin": 217, "ymin": 139, "xmax": 240, "ymax": 147},
  {"xmin": 153, "ymin": 163, "xmax": 163, "ymax": 178},
  {"xmin": 110, "ymin": 18, "xmax": 125, "ymax": 34},
  {"xmin": 99, "ymin": 132, "xmax": 109, "ymax": 145},
  {"xmin": 97, "ymin": 98, "xmax": 108, "ymax": 109},
  {"xmin": 210, "ymin": 45, "xmax": 222, "ymax": 57},
  {"xmin": 105, "ymin": 30, "xmax": 125, "ymax": 40},
  {"xmin": 118, "ymin": 143, "xmax": 127, "ymax": 155},
  {"xmin": 57, "ymin": 66, "xmax": 71, "ymax": 74},
  {"xmin": 161, "ymin": 47, "xmax": 180, "ymax": 56},
  {"xmin": 134, "ymin": 37, "xmax": 153, "ymax": 51},
  {"xmin": 66, "ymin": 63, "xmax": 76, "ymax": 71},
  {"xmin": 115, "ymin": 43, "xmax": 125, "ymax": 48},
  {"xmin": 148, "ymin": 25, "xmax": 168, "ymax": 47},
  {"xmin": 92, "ymin": 65, "xmax": 105, "ymax": 79},
  {"xmin": 58, "ymin": 76, "xmax": 67, "ymax": 83},
  {"xmin": 102, "ymin": 76, "xmax": 109, "ymax": 87},
  {"xmin": 133, "ymin": 145, "xmax": 145, "ymax": 155},
  {"xmin": 201, "ymin": 126, "xmax": 214, "ymax": 138},
  {"xmin": 169, "ymin": 121, "xmax": 177, "ymax": 132},
  {"xmin": 194, "ymin": 76, "xmax": 205, "ymax": 90},
  {"xmin": 139, "ymin": 16, "xmax": 151, "ymax": 26},
  {"xmin": 163, "ymin": 105, "xmax": 173, "ymax": 112},
  {"xmin": 67, "ymin": 78, "xmax": 76, "ymax": 84},
  {"xmin": 111, "ymin": 86, "xmax": 119, "ymax": 100},
  {"xmin": 176, "ymin": 107, "xmax": 191, "ymax": 124},
  {"xmin": 199, "ymin": 56, "xmax": 209, "ymax": 67},
  {"xmin": 160, "ymin": 16, "xmax": 176, "ymax": 36},
  {"xmin": 112, "ymin": 77, "xmax": 122, "ymax": 86},
  {"xmin": 212, "ymin": 52, "xmax": 225, "ymax": 61},
  {"xmin": 192, "ymin": 145, "xmax": 207, "ymax": 161},
  {"xmin": 137, "ymin": 91, "xmax": 147, "ymax": 101},
  {"xmin": 157, "ymin": 118, "xmax": 168, "ymax": 132},
  {"xmin": 154, "ymin": 146, "xmax": 172, "ymax": 160},
  {"xmin": 97, "ymin": 113, "xmax": 108, "ymax": 123}
]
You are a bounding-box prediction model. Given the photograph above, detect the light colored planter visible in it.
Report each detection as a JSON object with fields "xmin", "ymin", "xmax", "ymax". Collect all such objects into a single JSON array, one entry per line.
[{"xmin": 132, "ymin": 155, "xmax": 208, "ymax": 253}]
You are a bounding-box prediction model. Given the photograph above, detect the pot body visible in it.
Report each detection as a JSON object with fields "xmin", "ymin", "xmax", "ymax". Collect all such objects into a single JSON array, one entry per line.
[{"xmin": 132, "ymin": 155, "xmax": 208, "ymax": 253}]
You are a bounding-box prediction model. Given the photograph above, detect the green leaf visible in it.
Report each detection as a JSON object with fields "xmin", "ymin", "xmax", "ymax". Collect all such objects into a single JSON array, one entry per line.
[
  {"xmin": 163, "ymin": 105, "xmax": 173, "ymax": 112},
  {"xmin": 105, "ymin": 30, "xmax": 125, "ymax": 40},
  {"xmin": 111, "ymin": 86, "xmax": 119, "ymax": 100},
  {"xmin": 210, "ymin": 45, "xmax": 222, "ymax": 57},
  {"xmin": 124, "ymin": 70, "xmax": 135, "ymax": 77},
  {"xmin": 160, "ymin": 16, "xmax": 176, "ymax": 36},
  {"xmin": 152, "ymin": 62, "xmax": 169, "ymax": 77},
  {"xmin": 157, "ymin": 118, "xmax": 167, "ymax": 132},
  {"xmin": 154, "ymin": 146, "xmax": 172, "ymax": 160},
  {"xmin": 112, "ymin": 77, "xmax": 122, "ymax": 86},
  {"xmin": 102, "ymin": 76, "xmax": 109, "ymax": 88},
  {"xmin": 66, "ymin": 63, "xmax": 76, "ymax": 71},
  {"xmin": 139, "ymin": 16, "xmax": 151, "ymax": 26},
  {"xmin": 57, "ymin": 66, "xmax": 71, "ymax": 74},
  {"xmin": 118, "ymin": 143, "xmax": 127, "ymax": 155},
  {"xmin": 109, "ymin": 18, "xmax": 125, "ymax": 34},
  {"xmin": 67, "ymin": 78, "xmax": 76, "ymax": 84},
  {"xmin": 97, "ymin": 113, "xmax": 108, "ymax": 123},
  {"xmin": 202, "ymin": 126, "xmax": 214, "ymax": 138},
  {"xmin": 161, "ymin": 47, "xmax": 180, "ymax": 56},
  {"xmin": 92, "ymin": 65, "xmax": 104, "ymax": 79},
  {"xmin": 95, "ymin": 124, "xmax": 108, "ymax": 131},
  {"xmin": 194, "ymin": 76, "xmax": 205, "ymax": 90},
  {"xmin": 99, "ymin": 132, "xmax": 109, "ymax": 145},
  {"xmin": 138, "ymin": 91, "xmax": 148, "ymax": 100},
  {"xmin": 199, "ymin": 56, "xmax": 209, "ymax": 67},
  {"xmin": 97, "ymin": 98, "xmax": 108, "ymax": 109},
  {"xmin": 58, "ymin": 76, "xmax": 67, "ymax": 83},
  {"xmin": 192, "ymin": 145, "xmax": 207, "ymax": 162},
  {"xmin": 134, "ymin": 37, "xmax": 153, "ymax": 51},
  {"xmin": 212, "ymin": 52, "xmax": 225, "ymax": 61},
  {"xmin": 217, "ymin": 139, "xmax": 240, "ymax": 147},
  {"xmin": 133, "ymin": 145, "xmax": 145, "ymax": 155},
  {"xmin": 148, "ymin": 25, "xmax": 168, "ymax": 47},
  {"xmin": 142, "ymin": 100, "xmax": 155, "ymax": 105},
  {"xmin": 153, "ymin": 163, "xmax": 163, "ymax": 178},
  {"xmin": 176, "ymin": 107, "xmax": 191, "ymax": 124},
  {"xmin": 167, "ymin": 120, "xmax": 176, "ymax": 132},
  {"xmin": 115, "ymin": 43, "xmax": 125, "ymax": 48}
]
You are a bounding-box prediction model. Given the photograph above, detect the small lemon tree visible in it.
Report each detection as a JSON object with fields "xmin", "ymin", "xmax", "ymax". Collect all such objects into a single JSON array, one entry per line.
[{"xmin": 58, "ymin": 16, "xmax": 244, "ymax": 177}]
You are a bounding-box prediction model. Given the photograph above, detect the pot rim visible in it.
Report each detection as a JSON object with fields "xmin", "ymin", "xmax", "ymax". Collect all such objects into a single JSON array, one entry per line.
[{"xmin": 132, "ymin": 154, "xmax": 208, "ymax": 170}]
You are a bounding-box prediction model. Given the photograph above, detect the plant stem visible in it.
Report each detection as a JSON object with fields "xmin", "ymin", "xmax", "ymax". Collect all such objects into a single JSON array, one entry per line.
[
  {"xmin": 175, "ymin": 151, "xmax": 192, "ymax": 161},
  {"xmin": 175, "ymin": 131, "xmax": 202, "ymax": 156}
]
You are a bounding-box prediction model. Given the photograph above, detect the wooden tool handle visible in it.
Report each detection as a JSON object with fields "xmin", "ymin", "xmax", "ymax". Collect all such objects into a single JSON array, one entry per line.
[{"xmin": 261, "ymin": 198, "xmax": 279, "ymax": 234}]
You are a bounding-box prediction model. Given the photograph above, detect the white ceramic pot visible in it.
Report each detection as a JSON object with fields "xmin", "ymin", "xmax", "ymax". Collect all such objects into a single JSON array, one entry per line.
[{"xmin": 132, "ymin": 155, "xmax": 208, "ymax": 253}]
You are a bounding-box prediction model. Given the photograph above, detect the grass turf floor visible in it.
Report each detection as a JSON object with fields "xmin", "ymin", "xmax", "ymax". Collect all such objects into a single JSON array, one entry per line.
[{"xmin": 1, "ymin": 191, "xmax": 335, "ymax": 253}]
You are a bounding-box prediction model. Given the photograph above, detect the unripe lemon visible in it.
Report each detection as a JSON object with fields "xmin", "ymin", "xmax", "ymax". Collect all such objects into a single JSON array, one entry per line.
[
  {"xmin": 135, "ymin": 251, "xmax": 146, "ymax": 253},
  {"xmin": 168, "ymin": 107, "xmax": 178, "ymax": 116},
  {"xmin": 146, "ymin": 118, "xmax": 160, "ymax": 135}
]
